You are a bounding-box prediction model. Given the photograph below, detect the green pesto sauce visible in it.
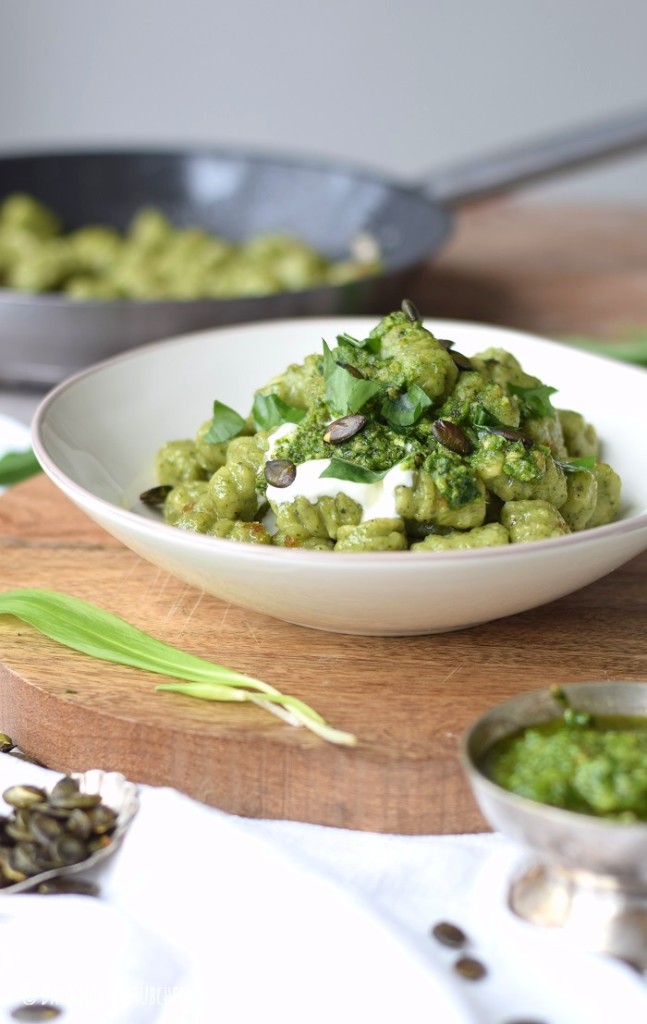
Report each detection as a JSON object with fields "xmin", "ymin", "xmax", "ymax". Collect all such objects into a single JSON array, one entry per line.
[
  {"xmin": 482, "ymin": 716, "xmax": 647, "ymax": 821},
  {"xmin": 274, "ymin": 414, "xmax": 413, "ymax": 472}
]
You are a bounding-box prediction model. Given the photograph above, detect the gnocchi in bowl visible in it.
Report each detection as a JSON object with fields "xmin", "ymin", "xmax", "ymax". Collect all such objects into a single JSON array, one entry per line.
[{"xmin": 32, "ymin": 313, "xmax": 647, "ymax": 635}]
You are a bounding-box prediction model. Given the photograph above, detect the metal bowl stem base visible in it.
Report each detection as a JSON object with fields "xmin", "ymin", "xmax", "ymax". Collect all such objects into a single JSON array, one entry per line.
[{"xmin": 510, "ymin": 861, "xmax": 647, "ymax": 971}]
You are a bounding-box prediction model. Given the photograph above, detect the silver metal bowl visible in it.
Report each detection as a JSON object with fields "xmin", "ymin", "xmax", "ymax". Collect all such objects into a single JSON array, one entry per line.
[{"xmin": 461, "ymin": 681, "xmax": 647, "ymax": 969}]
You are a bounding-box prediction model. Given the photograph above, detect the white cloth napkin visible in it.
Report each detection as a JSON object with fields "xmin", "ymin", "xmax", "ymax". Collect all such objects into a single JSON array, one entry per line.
[
  {"xmin": 0, "ymin": 757, "xmax": 646, "ymax": 1024},
  {"xmin": 1, "ymin": 412, "xmax": 646, "ymax": 1022}
]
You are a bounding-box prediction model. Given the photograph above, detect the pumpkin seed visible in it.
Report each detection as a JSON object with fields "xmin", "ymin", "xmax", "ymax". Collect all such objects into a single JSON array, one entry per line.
[
  {"xmin": 432, "ymin": 419, "xmax": 473, "ymax": 455},
  {"xmin": 0, "ymin": 732, "xmax": 14, "ymax": 752},
  {"xmin": 402, "ymin": 298, "xmax": 421, "ymax": 322},
  {"xmin": 10, "ymin": 1004, "xmax": 63, "ymax": 1021},
  {"xmin": 431, "ymin": 920, "xmax": 467, "ymax": 948},
  {"xmin": 337, "ymin": 361, "xmax": 365, "ymax": 379},
  {"xmin": 0, "ymin": 774, "xmax": 119, "ymax": 890},
  {"xmin": 139, "ymin": 484, "xmax": 173, "ymax": 506},
  {"xmin": 454, "ymin": 955, "xmax": 487, "ymax": 981},
  {"xmin": 3, "ymin": 785, "xmax": 47, "ymax": 809},
  {"xmin": 323, "ymin": 414, "xmax": 367, "ymax": 444},
  {"xmin": 450, "ymin": 350, "xmax": 474, "ymax": 372},
  {"xmin": 264, "ymin": 459, "xmax": 297, "ymax": 488},
  {"xmin": 490, "ymin": 427, "xmax": 534, "ymax": 448}
]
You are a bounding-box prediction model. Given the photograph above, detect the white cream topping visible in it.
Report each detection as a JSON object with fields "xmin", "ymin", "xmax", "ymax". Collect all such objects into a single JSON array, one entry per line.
[{"xmin": 265, "ymin": 424, "xmax": 413, "ymax": 523}]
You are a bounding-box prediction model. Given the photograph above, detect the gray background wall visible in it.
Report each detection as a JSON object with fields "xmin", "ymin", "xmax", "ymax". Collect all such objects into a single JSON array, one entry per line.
[{"xmin": 0, "ymin": 0, "xmax": 646, "ymax": 204}]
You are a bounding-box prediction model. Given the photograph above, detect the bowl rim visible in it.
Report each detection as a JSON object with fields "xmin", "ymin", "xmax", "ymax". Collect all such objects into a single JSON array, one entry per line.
[{"xmin": 31, "ymin": 316, "xmax": 647, "ymax": 568}]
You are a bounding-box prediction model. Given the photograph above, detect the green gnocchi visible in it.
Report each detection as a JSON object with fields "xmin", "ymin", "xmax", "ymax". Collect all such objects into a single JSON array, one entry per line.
[
  {"xmin": 149, "ymin": 304, "xmax": 622, "ymax": 552},
  {"xmin": 0, "ymin": 193, "xmax": 380, "ymax": 300}
]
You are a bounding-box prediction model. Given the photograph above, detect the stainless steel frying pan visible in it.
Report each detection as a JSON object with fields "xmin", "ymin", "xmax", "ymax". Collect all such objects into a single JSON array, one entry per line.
[{"xmin": 2, "ymin": 108, "xmax": 647, "ymax": 387}]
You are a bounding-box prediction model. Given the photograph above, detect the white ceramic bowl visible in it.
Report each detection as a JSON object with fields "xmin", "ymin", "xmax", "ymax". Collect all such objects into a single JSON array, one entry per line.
[{"xmin": 32, "ymin": 316, "xmax": 647, "ymax": 635}]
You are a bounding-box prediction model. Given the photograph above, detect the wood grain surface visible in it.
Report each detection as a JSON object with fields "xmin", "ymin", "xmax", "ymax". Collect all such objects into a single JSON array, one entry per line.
[{"xmin": 1, "ymin": 203, "xmax": 646, "ymax": 835}]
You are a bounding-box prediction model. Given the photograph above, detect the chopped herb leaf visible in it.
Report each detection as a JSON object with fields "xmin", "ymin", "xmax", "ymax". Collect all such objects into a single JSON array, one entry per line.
[
  {"xmin": 203, "ymin": 400, "xmax": 246, "ymax": 444},
  {"xmin": 381, "ymin": 384, "xmax": 432, "ymax": 428},
  {"xmin": 556, "ymin": 455, "xmax": 597, "ymax": 473},
  {"xmin": 320, "ymin": 458, "xmax": 393, "ymax": 484},
  {"xmin": 252, "ymin": 393, "xmax": 306, "ymax": 431},
  {"xmin": 336, "ymin": 331, "xmax": 381, "ymax": 355},
  {"xmin": 508, "ymin": 383, "xmax": 557, "ymax": 419},
  {"xmin": 322, "ymin": 339, "xmax": 381, "ymax": 415},
  {"xmin": 0, "ymin": 447, "xmax": 42, "ymax": 486}
]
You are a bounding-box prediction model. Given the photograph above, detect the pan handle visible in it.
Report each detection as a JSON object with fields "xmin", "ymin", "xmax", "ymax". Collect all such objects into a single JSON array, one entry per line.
[{"xmin": 419, "ymin": 107, "xmax": 647, "ymax": 206}]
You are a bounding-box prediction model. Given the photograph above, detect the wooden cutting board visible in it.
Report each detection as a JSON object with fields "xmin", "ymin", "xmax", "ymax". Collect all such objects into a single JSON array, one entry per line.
[
  {"xmin": 1, "ymin": 203, "xmax": 647, "ymax": 835},
  {"xmin": 0, "ymin": 475, "xmax": 645, "ymax": 834}
]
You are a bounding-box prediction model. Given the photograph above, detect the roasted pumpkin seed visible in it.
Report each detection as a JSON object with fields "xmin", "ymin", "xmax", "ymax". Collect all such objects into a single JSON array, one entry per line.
[
  {"xmin": 10, "ymin": 1004, "xmax": 63, "ymax": 1021},
  {"xmin": 450, "ymin": 350, "xmax": 474, "ymax": 372},
  {"xmin": 337, "ymin": 361, "xmax": 365, "ymax": 379},
  {"xmin": 432, "ymin": 419, "xmax": 473, "ymax": 455},
  {"xmin": 454, "ymin": 955, "xmax": 487, "ymax": 981},
  {"xmin": 0, "ymin": 774, "xmax": 118, "ymax": 890},
  {"xmin": 3, "ymin": 785, "xmax": 47, "ymax": 809},
  {"xmin": 431, "ymin": 920, "xmax": 467, "ymax": 948},
  {"xmin": 139, "ymin": 484, "xmax": 173, "ymax": 506},
  {"xmin": 489, "ymin": 426, "xmax": 534, "ymax": 448},
  {"xmin": 323, "ymin": 414, "xmax": 367, "ymax": 444},
  {"xmin": 264, "ymin": 459, "xmax": 297, "ymax": 488},
  {"xmin": 402, "ymin": 298, "xmax": 421, "ymax": 322}
]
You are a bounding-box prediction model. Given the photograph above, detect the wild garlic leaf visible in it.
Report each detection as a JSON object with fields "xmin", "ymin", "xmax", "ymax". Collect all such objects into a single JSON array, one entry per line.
[
  {"xmin": 0, "ymin": 447, "xmax": 42, "ymax": 486},
  {"xmin": 320, "ymin": 459, "xmax": 392, "ymax": 484},
  {"xmin": 381, "ymin": 384, "xmax": 432, "ymax": 428},
  {"xmin": 203, "ymin": 400, "xmax": 246, "ymax": 444},
  {"xmin": 557, "ymin": 455, "xmax": 597, "ymax": 473},
  {"xmin": 508, "ymin": 383, "xmax": 557, "ymax": 419},
  {"xmin": 336, "ymin": 331, "xmax": 381, "ymax": 355},
  {"xmin": 564, "ymin": 333, "xmax": 647, "ymax": 366},
  {"xmin": 322, "ymin": 340, "xmax": 381, "ymax": 416},
  {"xmin": 0, "ymin": 589, "xmax": 357, "ymax": 747},
  {"xmin": 252, "ymin": 393, "xmax": 306, "ymax": 431}
]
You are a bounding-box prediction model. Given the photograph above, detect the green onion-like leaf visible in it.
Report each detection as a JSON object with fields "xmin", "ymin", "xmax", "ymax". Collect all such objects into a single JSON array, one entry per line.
[
  {"xmin": 556, "ymin": 455, "xmax": 597, "ymax": 473},
  {"xmin": 0, "ymin": 447, "xmax": 42, "ymax": 486},
  {"xmin": 0, "ymin": 589, "xmax": 357, "ymax": 747},
  {"xmin": 381, "ymin": 384, "xmax": 432, "ymax": 428},
  {"xmin": 252, "ymin": 393, "xmax": 306, "ymax": 431},
  {"xmin": 336, "ymin": 331, "xmax": 381, "ymax": 355},
  {"xmin": 564, "ymin": 333, "xmax": 647, "ymax": 366},
  {"xmin": 508, "ymin": 383, "xmax": 557, "ymax": 419},
  {"xmin": 203, "ymin": 400, "xmax": 246, "ymax": 444},
  {"xmin": 320, "ymin": 459, "xmax": 393, "ymax": 484},
  {"xmin": 322, "ymin": 340, "xmax": 381, "ymax": 416}
]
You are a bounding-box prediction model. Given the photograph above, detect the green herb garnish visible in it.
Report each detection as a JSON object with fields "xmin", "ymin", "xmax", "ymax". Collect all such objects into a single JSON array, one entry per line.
[
  {"xmin": 320, "ymin": 458, "xmax": 394, "ymax": 484},
  {"xmin": 508, "ymin": 383, "xmax": 557, "ymax": 419},
  {"xmin": 252, "ymin": 393, "xmax": 306, "ymax": 431},
  {"xmin": 564, "ymin": 332, "xmax": 647, "ymax": 366},
  {"xmin": 381, "ymin": 384, "xmax": 432, "ymax": 429},
  {"xmin": 323, "ymin": 340, "xmax": 381, "ymax": 416},
  {"xmin": 203, "ymin": 400, "xmax": 246, "ymax": 444},
  {"xmin": 0, "ymin": 447, "xmax": 42, "ymax": 486},
  {"xmin": 336, "ymin": 331, "xmax": 381, "ymax": 355},
  {"xmin": 556, "ymin": 455, "xmax": 597, "ymax": 473},
  {"xmin": 0, "ymin": 589, "xmax": 356, "ymax": 746},
  {"xmin": 550, "ymin": 685, "xmax": 593, "ymax": 728}
]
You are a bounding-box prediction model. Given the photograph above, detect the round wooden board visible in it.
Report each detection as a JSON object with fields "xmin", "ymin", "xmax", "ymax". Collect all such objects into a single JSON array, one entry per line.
[{"xmin": 1, "ymin": 475, "xmax": 646, "ymax": 834}]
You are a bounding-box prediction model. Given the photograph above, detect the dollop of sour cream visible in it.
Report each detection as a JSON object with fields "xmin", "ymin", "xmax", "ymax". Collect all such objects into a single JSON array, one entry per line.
[{"xmin": 265, "ymin": 423, "xmax": 414, "ymax": 522}]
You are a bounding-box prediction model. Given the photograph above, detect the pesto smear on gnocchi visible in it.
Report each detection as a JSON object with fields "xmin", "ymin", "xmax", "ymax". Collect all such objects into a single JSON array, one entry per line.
[{"xmin": 147, "ymin": 302, "xmax": 621, "ymax": 552}]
